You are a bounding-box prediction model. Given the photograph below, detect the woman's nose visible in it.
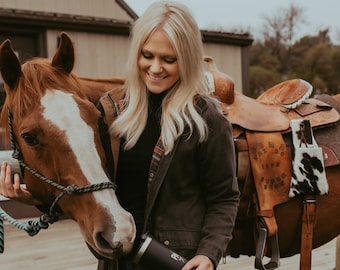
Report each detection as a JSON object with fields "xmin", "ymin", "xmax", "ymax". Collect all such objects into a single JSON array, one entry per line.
[{"xmin": 150, "ymin": 60, "xmax": 163, "ymax": 73}]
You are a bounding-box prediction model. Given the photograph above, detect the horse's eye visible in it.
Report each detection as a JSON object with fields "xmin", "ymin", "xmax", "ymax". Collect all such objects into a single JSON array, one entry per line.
[{"xmin": 22, "ymin": 133, "xmax": 39, "ymax": 146}]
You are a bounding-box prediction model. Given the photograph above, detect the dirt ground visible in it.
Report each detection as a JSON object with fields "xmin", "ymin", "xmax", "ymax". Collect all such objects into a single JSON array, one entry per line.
[{"xmin": 1, "ymin": 218, "xmax": 337, "ymax": 270}]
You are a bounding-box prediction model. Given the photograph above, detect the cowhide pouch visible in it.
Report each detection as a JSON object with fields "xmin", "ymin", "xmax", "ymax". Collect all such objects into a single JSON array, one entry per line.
[{"xmin": 289, "ymin": 119, "xmax": 328, "ymax": 198}]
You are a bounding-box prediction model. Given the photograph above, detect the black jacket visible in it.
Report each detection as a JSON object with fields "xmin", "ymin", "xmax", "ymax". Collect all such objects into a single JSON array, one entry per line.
[{"xmin": 98, "ymin": 90, "xmax": 240, "ymax": 269}]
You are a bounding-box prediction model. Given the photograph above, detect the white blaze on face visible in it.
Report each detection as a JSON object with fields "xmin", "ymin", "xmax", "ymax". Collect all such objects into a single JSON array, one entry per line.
[
  {"xmin": 41, "ymin": 89, "xmax": 136, "ymax": 252},
  {"xmin": 41, "ymin": 89, "xmax": 107, "ymax": 185}
]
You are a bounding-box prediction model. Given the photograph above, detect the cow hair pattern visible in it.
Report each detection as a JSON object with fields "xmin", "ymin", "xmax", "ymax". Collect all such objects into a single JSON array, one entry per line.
[{"xmin": 289, "ymin": 119, "xmax": 329, "ymax": 197}]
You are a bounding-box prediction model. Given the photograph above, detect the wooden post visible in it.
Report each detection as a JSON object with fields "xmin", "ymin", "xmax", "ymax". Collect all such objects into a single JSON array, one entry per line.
[
  {"xmin": 0, "ymin": 150, "xmax": 41, "ymax": 219},
  {"xmin": 336, "ymin": 236, "xmax": 340, "ymax": 270},
  {"xmin": 0, "ymin": 150, "xmax": 21, "ymax": 174},
  {"xmin": 0, "ymin": 150, "xmax": 21, "ymax": 203}
]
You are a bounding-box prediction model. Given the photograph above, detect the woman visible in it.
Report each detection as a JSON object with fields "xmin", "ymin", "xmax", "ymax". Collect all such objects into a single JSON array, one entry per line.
[
  {"xmin": 0, "ymin": 1, "xmax": 239, "ymax": 270},
  {"xmin": 98, "ymin": 2, "xmax": 239, "ymax": 269}
]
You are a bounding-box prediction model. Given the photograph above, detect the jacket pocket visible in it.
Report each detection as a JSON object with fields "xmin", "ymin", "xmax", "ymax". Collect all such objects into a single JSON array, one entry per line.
[{"xmin": 157, "ymin": 229, "xmax": 201, "ymax": 257}]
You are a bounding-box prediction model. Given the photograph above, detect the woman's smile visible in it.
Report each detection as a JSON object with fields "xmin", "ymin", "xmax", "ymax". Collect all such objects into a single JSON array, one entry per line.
[{"xmin": 147, "ymin": 73, "xmax": 167, "ymax": 81}]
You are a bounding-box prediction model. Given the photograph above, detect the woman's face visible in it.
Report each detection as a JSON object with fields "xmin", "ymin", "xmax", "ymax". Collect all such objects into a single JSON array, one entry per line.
[{"xmin": 138, "ymin": 29, "xmax": 180, "ymax": 94}]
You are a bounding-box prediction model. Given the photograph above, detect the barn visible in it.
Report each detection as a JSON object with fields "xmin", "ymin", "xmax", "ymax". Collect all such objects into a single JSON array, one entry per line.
[
  {"xmin": 0, "ymin": 0, "xmax": 253, "ymax": 90},
  {"xmin": 0, "ymin": 0, "xmax": 253, "ymax": 218}
]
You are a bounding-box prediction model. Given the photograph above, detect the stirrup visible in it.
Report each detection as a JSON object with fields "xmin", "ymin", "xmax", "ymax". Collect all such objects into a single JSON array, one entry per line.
[{"xmin": 255, "ymin": 228, "xmax": 280, "ymax": 270}]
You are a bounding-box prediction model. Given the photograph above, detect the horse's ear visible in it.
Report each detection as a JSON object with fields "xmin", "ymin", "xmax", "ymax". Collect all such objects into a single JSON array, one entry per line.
[
  {"xmin": 0, "ymin": 39, "xmax": 22, "ymax": 90},
  {"xmin": 51, "ymin": 32, "xmax": 75, "ymax": 74}
]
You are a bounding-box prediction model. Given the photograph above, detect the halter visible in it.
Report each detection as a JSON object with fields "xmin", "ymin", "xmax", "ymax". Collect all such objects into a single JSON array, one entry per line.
[{"xmin": 0, "ymin": 108, "xmax": 116, "ymax": 253}]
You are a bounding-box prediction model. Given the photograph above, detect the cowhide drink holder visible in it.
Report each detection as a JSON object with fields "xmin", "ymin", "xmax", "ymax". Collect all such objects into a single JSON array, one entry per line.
[{"xmin": 289, "ymin": 119, "xmax": 328, "ymax": 197}]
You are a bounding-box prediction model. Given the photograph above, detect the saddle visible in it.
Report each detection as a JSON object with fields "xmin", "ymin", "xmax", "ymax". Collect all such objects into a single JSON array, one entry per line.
[
  {"xmin": 230, "ymin": 86, "xmax": 338, "ymax": 269},
  {"xmin": 204, "ymin": 56, "xmax": 340, "ymax": 270}
]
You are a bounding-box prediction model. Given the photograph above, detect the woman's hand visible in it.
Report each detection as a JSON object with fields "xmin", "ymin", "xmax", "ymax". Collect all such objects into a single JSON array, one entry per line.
[
  {"xmin": 182, "ymin": 254, "xmax": 214, "ymax": 270},
  {"xmin": 0, "ymin": 162, "xmax": 42, "ymax": 205}
]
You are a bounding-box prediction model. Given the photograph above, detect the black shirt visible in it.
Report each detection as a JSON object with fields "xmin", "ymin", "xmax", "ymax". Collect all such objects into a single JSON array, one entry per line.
[{"xmin": 116, "ymin": 91, "xmax": 165, "ymax": 252}]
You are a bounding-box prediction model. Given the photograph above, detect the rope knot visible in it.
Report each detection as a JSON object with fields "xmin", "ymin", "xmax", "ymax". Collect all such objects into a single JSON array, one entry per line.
[
  {"xmin": 41, "ymin": 213, "xmax": 59, "ymax": 224},
  {"xmin": 27, "ymin": 219, "xmax": 49, "ymax": 236},
  {"xmin": 65, "ymin": 185, "xmax": 78, "ymax": 194},
  {"xmin": 11, "ymin": 149, "xmax": 22, "ymax": 161}
]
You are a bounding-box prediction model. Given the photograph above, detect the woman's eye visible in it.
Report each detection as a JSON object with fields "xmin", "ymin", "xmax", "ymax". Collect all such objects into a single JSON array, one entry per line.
[
  {"xmin": 164, "ymin": 58, "xmax": 177, "ymax": 64},
  {"xmin": 142, "ymin": 52, "xmax": 153, "ymax": 59},
  {"xmin": 141, "ymin": 51, "xmax": 177, "ymax": 64}
]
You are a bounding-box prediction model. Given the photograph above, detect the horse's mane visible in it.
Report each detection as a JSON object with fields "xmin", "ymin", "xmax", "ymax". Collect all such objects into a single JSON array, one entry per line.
[{"xmin": 0, "ymin": 58, "xmax": 88, "ymax": 146}]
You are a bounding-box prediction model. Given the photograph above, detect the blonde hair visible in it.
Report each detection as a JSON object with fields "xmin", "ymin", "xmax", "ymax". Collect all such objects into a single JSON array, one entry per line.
[{"xmin": 111, "ymin": 1, "xmax": 212, "ymax": 154}]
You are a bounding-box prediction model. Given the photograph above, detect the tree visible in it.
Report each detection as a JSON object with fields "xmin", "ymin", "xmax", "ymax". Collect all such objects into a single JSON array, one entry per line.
[
  {"xmin": 249, "ymin": 65, "xmax": 281, "ymax": 98},
  {"xmin": 331, "ymin": 47, "xmax": 340, "ymax": 93},
  {"xmin": 249, "ymin": 4, "xmax": 340, "ymax": 96},
  {"xmin": 261, "ymin": 3, "xmax": 306, "ymax": 74},
  {"xmin": 290, "ymin": 30, "xmax": 339, "ymax": 94}
]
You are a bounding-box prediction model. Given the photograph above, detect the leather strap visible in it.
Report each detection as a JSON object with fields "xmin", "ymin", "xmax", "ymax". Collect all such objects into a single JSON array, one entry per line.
[
  {"xmin": 300, "ymin": 195, "xmax": 316, "ymax": 270},
  {"xmin": 99, "ymin": 92, "xmax": 122, "ymax": 178},
  {"xmin": 255, "ymin": 209, "xmax": 274, "ymax": 218}
]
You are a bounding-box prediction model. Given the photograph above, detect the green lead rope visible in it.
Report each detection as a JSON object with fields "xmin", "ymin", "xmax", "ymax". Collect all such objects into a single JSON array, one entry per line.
[
  {"xmin": 0, "ymin": 207, "xmax": 51, "ymax": 253},
  {"xmin": 0, "ymin": 218, "xmax": 3, "ymax": 253}
]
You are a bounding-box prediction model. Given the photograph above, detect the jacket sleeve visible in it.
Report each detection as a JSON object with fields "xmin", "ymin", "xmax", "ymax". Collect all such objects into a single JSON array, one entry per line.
[{"xmin": 195, "ymin": 102, "xmax": 240, "ymax": 266}]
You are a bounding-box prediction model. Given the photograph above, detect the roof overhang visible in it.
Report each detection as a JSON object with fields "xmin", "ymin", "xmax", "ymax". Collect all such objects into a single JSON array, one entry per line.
[{"xmin": 0, "ymin": 7, "xmax": 253, "ymax": 46}]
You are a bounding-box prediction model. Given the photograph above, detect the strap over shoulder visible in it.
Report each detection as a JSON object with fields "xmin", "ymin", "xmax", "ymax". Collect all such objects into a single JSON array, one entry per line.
[
  {"xmin": 99, "ymin": 86, "xmax": 125, "ymax": 125},
  {"xmin": 99, "ymin": 86, "xmax": 126, "ymax": 178}
]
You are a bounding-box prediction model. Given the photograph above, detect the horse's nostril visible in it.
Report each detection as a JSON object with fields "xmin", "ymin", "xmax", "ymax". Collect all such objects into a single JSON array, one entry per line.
[
  {"xmin": 96, "ymin": 232, "xmax": 111, "ymax": 250},
  {"xmin": 95, "ymin": 231, "xmax": 122, "ymax": 252}
]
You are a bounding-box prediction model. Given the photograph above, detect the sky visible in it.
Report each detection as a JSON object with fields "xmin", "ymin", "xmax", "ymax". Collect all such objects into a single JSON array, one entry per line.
[{"xmin": 125, "ymin": 0, "xmax": 340, "ymax": 44}]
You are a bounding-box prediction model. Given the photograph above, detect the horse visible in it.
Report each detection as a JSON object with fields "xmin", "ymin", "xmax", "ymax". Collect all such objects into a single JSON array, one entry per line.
[
  {"xmin": 205, "ymin": 57, "xmax": 340, "ymax": 270},
  {"xmin": 0, "ymin": 32, "xmax": 136, "ymax": 260}
]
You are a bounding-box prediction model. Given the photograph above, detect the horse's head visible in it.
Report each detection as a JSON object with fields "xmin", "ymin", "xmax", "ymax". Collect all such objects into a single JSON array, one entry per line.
[{"xmin": 0, "ymin": 33, "xmax": 136, "ymax": 259}]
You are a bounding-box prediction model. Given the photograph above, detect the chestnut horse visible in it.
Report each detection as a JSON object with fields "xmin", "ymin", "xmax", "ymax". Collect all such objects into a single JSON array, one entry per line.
[{"xmin": 0, "ymin": 33, "xmax": 135, "ymax": 260}]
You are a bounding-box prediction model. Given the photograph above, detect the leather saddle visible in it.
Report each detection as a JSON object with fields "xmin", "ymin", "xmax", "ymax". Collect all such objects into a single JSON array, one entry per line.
[{"xmin": 204, "ymin": 55, "xmax": 339, "ymax": 133}]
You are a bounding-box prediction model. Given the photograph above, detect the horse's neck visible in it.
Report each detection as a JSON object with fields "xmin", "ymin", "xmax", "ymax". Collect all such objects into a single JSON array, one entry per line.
[{"xmin": 79, "ymin": 77, "xmax": 125, "ymax": 104}]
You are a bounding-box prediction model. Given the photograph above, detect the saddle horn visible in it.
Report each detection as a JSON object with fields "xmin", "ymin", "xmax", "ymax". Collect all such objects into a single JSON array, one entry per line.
[{"xmin": 204, "ymin": 56, "xmax": 235, "ymax": 104}]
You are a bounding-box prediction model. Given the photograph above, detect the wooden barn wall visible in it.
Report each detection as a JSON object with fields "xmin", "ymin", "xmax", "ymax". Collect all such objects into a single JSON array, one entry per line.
[
  {"xmin": 0, "ymin": 0, "xmax": 132, "ymax": 21},
  {"xmin": 46, "ymin": 30, "xmax": 130, "ymax": 78}
]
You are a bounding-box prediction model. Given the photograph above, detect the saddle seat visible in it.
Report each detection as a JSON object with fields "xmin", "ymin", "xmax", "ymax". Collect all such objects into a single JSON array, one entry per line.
[{"xmin": 257, "ymin": 78, "xmax": 313, "ymax": 109}]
